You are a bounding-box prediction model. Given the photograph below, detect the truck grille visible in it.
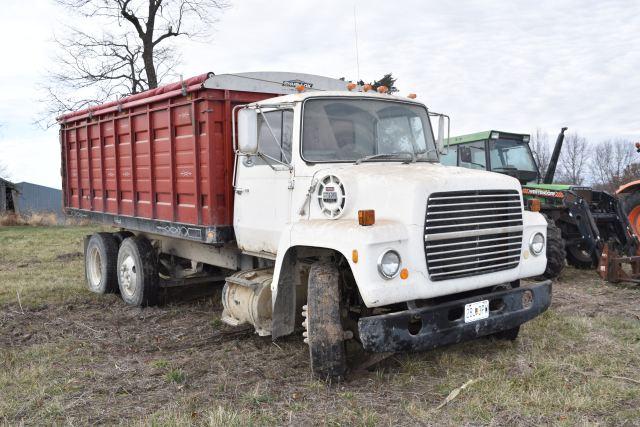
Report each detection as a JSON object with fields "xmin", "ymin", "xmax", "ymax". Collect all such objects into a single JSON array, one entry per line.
[{"xmin": 424, "ymin": 190, "xmax": 523, "ymax": 281}]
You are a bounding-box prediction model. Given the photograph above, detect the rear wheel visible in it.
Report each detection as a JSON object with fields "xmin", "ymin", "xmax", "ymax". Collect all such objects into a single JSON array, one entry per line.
[
  {"xmin": 538, "ymin": 215, "xmax": 566, "ymax": 280},
  {"xmin": 117, "ymin": 236, "xmax": 159, "ymax": 306},
  {"xmin": 305, "ymin": 262, "xmax": 347, "ymax": 381},
  {"xmin": 113, "ymin": 230, "xmax": 134, "ymax": 245},
  {"xmin": 85, "ymin": 233, "xmax": 119, "ymax": 294}
]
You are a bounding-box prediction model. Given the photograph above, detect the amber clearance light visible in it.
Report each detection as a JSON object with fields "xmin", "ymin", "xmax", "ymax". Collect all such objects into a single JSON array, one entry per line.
[{"xmin": 358, "ymin": 209, "xmax": 375, "ymax": 226}]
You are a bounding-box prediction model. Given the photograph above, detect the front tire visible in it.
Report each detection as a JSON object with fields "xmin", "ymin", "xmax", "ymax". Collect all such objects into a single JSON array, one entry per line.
[
  {"xmin": 565, "ymin": 243, "xmax": 597, "ymax": 269},
  {"xmin": 85, "ymin": 233, "xmax": 119, "ymax": 294},
  {"xmin": 538, "ymin": 215, "xmax": 566, "ymax": 280},
  {"xmin": 305, "ymin": 262, "xmax": 347, "ymax": 381},
  {"xmin": 117, "ymin": 236, "xmax": 159, "ymax": 306}
]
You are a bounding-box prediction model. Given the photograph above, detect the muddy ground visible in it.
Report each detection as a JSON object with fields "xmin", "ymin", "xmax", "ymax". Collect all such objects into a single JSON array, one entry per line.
[{"xmin": 1, "ymin": 226, "xmax": 639, "ymax": 425}]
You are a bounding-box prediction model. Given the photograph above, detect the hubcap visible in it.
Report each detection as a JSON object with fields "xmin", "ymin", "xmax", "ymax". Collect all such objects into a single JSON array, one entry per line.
[
  {"xmin": 88, "ymin": 247, "xmax": 102, "ymax": 289},
  {"xmin": 119, "ymin": 255, "xmax": 137, "ymax": 297}
]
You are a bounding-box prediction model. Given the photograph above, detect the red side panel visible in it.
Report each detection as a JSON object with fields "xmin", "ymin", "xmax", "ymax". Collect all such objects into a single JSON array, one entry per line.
[{"xmin": 60, "ymin": 88, "xmax": 274, "ymax": 227}]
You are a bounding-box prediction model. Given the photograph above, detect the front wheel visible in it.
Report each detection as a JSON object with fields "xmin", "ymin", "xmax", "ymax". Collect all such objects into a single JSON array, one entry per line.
[
  {"xmin": 537, "ymin": 215, "xmax": 566, "ymax": 280},
  {"xmin": 304, "ymin": 262, "xmax": 347, "ymax": 381},
  {"xmin": 117, "ymin": 236, "xmax": 159, "ymax": 306}
]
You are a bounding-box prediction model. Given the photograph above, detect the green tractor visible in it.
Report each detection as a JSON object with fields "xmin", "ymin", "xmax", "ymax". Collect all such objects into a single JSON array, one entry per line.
[{"xmin": 443, "ymin": 128, "xmax": 639, "ymax": 278}]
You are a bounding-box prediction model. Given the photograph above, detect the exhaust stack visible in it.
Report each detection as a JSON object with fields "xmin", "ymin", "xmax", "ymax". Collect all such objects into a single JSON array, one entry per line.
[{"xmin": 543, "ymin": 127, "xmax": 568, "ymax": 184}]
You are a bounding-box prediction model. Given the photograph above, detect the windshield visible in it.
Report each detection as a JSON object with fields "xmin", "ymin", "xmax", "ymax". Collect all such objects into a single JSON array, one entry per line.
[
  {"xmin": 489, "ymin": 139, "xmax": 538, "ymax": 172},
  {"xmin": 301, "ymin": 98, "xmax": 438, "ymax": 162}
]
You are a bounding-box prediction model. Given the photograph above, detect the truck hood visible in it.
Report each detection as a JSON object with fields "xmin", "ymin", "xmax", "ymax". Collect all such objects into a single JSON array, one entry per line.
[{"xmin": 305, "ymin": 162, "xmax": 523, "ymax": 224}]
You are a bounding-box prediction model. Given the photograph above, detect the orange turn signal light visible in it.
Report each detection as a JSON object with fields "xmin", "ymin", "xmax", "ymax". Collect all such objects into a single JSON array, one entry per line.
[
  {"xmin": 400, "ymin": 268, "xmax": 409, "ymax": 280},
  {"xmin": 358, "ymin": 209, "xmax": 375, "ymax": 226},
  {"xmin": 295, "ymin": 84, "xmax": 306, "ymax": 92},
  {"xmin": 352, "ymin": 249, "xmax": 359, "ymax": 263},
  {"xmin": 377, "ymin": 85, "xmax": 389, "ymax": 93},
  {"xmin": 346, "ymin": 82, "xmax": 357, "ymax": 91},
  {"xmin": 407, "ymin": 93, "xmax": 417, "ymax": 99},
  {"xmin": 529, "ymin": 198, "xmax": 541, "ymax": 212}
]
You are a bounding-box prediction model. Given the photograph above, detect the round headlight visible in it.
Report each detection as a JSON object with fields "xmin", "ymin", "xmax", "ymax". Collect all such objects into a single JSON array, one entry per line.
[
  {"xmin": 529, "ymin": 232, "xmax": 545, "ymax": 255},
  {"xmin": 378, "ymin": 250, "xmax": 401, "ymax": 279}
]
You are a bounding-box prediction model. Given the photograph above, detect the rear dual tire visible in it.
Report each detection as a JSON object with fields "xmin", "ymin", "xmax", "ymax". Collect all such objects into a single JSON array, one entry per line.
[
  {"xmin": 84, "ymin": 232, "xmax": 159, "ymax": 306},
  {"xmin": 116, "ymin": 236, "xmax": 159, "ymax": 307},
  {"xmin": 85, "ymin": 233, "xmax": 119, "ymax": 294}
]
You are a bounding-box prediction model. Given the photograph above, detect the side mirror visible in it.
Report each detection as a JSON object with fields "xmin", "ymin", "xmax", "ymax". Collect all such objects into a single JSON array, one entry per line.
[
  {"xmin": 237, "ymin": 108, "xmax": 258, "ymax": 154},
  {"xmin": 436, "ymin": 115, "xmax": 446, "ymax": 154}
]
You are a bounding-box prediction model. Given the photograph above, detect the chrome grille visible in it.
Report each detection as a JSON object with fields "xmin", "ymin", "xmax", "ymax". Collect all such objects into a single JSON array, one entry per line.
[{"xmin": 424, "ymin": 190, "xmax": 523, "ymax": 281}]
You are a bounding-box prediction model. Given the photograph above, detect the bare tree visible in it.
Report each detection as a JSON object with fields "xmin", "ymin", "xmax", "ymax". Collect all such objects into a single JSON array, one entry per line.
[
  {"xmin": 590, "ymin": 139, "xmax": 636, "ymax": 191},
  {"xmin": 41, "ymin": 0, "xmax": 229, "ymax": 125},
  {"xmin": 529, "ymin": 128, "xmax": 550, "ymax": 177},
  {"xmin": 556, "ymin": 132, "xmax": 589, "ymax": 185}
]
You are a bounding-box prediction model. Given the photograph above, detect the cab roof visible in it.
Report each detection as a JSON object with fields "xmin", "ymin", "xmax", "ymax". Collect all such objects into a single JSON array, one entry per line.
[
  {"xmin": 446, "ymin": 130, "xmax": 530, "ymax": 146},
  {"xmin": 252, "ymin": 90, "xmax": 426, "ymax": 107}
]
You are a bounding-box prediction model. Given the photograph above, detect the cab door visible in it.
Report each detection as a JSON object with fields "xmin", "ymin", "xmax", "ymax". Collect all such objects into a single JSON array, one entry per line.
[{"xmin": 233, "ymin": 109, "xmax": 294, "ymax": 254}]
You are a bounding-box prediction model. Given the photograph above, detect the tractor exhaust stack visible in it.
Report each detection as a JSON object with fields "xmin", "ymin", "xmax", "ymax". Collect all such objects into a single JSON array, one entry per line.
[{"xmin": 543, "ymin": 127, "xmax": 568, "ymax": 184}]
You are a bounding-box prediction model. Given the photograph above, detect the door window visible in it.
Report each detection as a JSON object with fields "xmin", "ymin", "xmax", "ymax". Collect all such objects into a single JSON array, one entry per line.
[
  {"xmin": 458, "ymin": 141, "xmax": 487, "ymax": 170},
  {"xmin": 256, "ymin": 110, "xmax": 293, "ymax": 164}
]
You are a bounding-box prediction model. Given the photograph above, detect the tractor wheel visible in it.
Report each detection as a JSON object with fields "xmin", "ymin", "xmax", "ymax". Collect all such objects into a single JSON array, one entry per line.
[
  {"xmin": 304, "ymin": 262, "xmax": 347, "ymax": 381},
  {"xmin": 620, "ymin": 191, "xmax": 640, "ymax": 237},
  {"xmin": 536, "ymin": 215, "xmax": 566, "ymax": 280},
  {"xmin": 565, "ymin": 242, "xmax": 597, "ymax": 269}
]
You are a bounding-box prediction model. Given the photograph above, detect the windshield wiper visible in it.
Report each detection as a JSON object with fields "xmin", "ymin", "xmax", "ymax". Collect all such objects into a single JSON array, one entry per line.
[{"xmin": 355, "ymin": 151, "xmax": 416, "ymax": 165}]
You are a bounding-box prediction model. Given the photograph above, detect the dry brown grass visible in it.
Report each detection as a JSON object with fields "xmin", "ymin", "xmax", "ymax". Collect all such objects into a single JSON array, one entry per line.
[
  {"xmin": 0, "ymin": 213, "xmax": 25, "ymax": 226},
  {"xmin": 0, "ymin": 212, "xmax": 59, "ymax": 227},
  {"xmin": 0, "ymin": 226, "xmax": 639, "ymax": 425}
]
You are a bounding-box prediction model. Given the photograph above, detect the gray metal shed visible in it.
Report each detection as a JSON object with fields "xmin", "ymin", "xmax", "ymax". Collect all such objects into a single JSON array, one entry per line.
[{"xmin": 14, "ymin": 182, "xmax": 63, "ymax": 217}]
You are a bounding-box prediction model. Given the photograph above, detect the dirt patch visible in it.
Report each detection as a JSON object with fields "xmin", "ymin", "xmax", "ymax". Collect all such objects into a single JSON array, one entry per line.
[
  {"xmin": 55, "ymin": 252, "xmax": 83, "ymax": 262},
  {"xmin": 549, "ymin": 268, "xmax": 640, "ymax": 319}
]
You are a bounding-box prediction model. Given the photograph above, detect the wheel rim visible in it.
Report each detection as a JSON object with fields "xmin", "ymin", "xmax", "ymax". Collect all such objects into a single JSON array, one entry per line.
[
  {"xmin": 88, "ymin": 246, "xmax": 102, "ymax": 289},
  {"xmin": 628, "ymin": 206, "xmax": 640, "ymax": 237},
  {"xmin": 119, "ymin": 255, "xmax": 137, "ymax": 297}
]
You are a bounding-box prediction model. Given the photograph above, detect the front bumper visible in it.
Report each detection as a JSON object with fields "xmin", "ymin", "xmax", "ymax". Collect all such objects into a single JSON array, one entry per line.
[{"xmin": 358, "ymin": 281, "xmax": 552, "ymax": 353}]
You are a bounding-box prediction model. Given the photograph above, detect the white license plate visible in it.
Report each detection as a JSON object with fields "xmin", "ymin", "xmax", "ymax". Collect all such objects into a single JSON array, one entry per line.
[{"xmin": 464, "ymin": 300, "xmax": 489, "ymax": 323}]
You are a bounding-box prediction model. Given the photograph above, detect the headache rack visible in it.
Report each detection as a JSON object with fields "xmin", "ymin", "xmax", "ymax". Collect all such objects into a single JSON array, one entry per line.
[{"xmin": 424, "ymin": 189, "xmax": 523, "ymax": 281}]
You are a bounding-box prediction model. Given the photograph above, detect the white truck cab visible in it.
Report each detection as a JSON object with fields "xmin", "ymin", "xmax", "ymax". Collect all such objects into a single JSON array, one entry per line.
[{"xmin": 228, "ymin": 88, "xmax": 551, "ymax": 378}]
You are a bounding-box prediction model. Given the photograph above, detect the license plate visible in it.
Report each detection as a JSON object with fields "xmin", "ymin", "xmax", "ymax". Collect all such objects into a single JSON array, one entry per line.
[{"xmin": 464, "ymin": 300, "xmax": 489, "ymax": 323}]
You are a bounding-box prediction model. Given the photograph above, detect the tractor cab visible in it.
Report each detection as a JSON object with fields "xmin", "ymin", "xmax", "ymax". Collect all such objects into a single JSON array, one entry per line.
[{"xmin": 442, "ymin": 130, "xmax": 539, "ymax": 184}]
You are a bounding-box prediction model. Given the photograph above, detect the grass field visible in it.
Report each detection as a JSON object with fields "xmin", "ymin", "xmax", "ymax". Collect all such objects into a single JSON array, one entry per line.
[{"xmin": 1, "ymin": 226, "xmax": 639, "ymax": 425}]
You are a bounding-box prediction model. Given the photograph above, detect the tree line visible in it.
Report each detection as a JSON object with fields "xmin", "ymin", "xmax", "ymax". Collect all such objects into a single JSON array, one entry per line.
[{"xmin": 529, "ymin": 129, "xmax": 639, "ymax": 192}]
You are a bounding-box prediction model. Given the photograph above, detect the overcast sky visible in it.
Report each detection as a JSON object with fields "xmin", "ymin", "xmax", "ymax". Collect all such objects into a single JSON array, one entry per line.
[{"xmin": 1, "ymin": 0, "xmax": 639, "ymax": 188}]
